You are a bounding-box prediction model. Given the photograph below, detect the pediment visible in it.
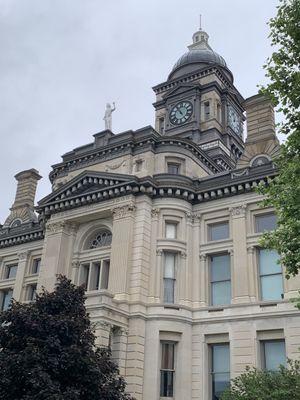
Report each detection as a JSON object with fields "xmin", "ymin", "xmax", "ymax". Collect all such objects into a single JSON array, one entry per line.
[
  {"xmin": 38, "ymin": 171, "xmax": 137, "ymax": 207},
  {"xmin": 163, "ymin": 84, "xmax": 198, "ymax": 99}
]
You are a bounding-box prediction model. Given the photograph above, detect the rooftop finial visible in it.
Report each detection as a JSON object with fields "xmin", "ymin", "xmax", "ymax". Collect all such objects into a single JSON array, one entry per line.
[{"xmin": 199, "ymin": 14, "xmax": 202, "ymax": 30}]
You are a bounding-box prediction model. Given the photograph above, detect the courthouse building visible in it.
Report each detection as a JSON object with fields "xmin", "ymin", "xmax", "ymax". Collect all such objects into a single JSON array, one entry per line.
[{"xmin": 0, "ymin": 27, "xmax": 300, "ymax": 400}]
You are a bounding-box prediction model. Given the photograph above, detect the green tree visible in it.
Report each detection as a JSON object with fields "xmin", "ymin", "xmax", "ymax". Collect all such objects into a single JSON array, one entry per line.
[
  {"xmin": 221, "ymin": 360, "xmax": 300, "ymax": 400},
  {"xmin": 0, "ymin": 276, "xmax": 133, "ymax": 400},
  {"xmin": 258, "ymin": 0, "xmax": 300, "ymax": 278}
]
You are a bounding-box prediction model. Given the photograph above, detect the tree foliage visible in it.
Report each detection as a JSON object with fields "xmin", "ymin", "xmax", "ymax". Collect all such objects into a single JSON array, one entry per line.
[
  {"xmin": 221, "ymin": 360, "xmax": 300, "ymax": 400},
  {"xmin": 258, "ymin": 0, "xmax": 300, "ymax": 278},
  {"xmin": 0, "ymin": 276, "xmax": 133, "ymax": 400}
]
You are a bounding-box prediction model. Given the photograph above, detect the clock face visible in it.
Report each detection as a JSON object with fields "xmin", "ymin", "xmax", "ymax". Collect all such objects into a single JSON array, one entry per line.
[
  {"xmin": 169, "ymin": 101, "xmax": 193, "ymax": 125},
  {"xmin": 228, "ymin": 105, "xmax": 242, "ymax": 136}
]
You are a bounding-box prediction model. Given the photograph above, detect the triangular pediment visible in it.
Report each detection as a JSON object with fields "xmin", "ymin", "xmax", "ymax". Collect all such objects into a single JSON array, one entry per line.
[
  {"xmin": 163, "ymin": 84, "xmax": 198, "ymax": 99},
  {"xmin": 38, "ymin": 171, "xmax": 137, "ymax": 207}
]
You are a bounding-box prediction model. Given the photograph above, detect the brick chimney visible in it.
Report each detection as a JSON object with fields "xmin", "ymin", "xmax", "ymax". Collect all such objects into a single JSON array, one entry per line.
[
  {"xmin": 237, "ymin": 94, "xmax": 280, "ymax": 168},
  {"xmin": 3, "ymin": 169, "xmax": 42, "ymax": 227}
]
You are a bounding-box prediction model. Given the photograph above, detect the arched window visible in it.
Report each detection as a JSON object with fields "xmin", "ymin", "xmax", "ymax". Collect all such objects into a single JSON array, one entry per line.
[{"xmin": 89, "ymin": 230, "xmax": 112, "ymax": 249}]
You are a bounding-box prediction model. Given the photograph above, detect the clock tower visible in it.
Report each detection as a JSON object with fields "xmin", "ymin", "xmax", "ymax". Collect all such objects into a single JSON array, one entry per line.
[{"xmin": 153, "ymin": 26, "xmax": 245, "ymax": 170}]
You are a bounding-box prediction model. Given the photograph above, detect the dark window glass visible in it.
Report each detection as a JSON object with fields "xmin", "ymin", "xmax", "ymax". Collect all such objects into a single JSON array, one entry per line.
[
  {"xmin": 1, "ymin": 289, "xmax": 13, "ymax": 311},
  {"xmin": 262, "ymin": 340, "xmax": 286, "ymax": 370},
  {"xmin": 256, "ymin": 214, "xmax": 277, "ymax": 233},
  {"xmin": 32, "ymin": 258, "xmax": 41, "ymax": 274},
  {"xmin": 209, "ymin": 222, "xmax": 229, "ymax": 241},
  {"xmin": 204, "ymin": 101, "xmax": 210, "ymax": 120},
  {"xmin": 164, "ymin": 253, "xmax": 176, "ymax": 303},
  {"xmin": 211, "ymin": 344, "xmax": 230, "ymax": 400},
  {"xmin": 211, "ymin": 255, "xmax": 231, "ymax": 306},
  {"xmin": 5, "ymin": 265, "xmax": 18, "ymax": 279},
  {"xmin": 259, "ymin": 249, "xmax": 283, "ymax": 301},
  {"xmin": 167, "ymin": 163, "xmax": 180, "ymax": 175},
  {"xmin": 160, "ymin": 342, "xmax": 175, "ymax": 397},
  {"xmin": 27, "ymin": 284, "xmax": 37, "ymax": 301}
]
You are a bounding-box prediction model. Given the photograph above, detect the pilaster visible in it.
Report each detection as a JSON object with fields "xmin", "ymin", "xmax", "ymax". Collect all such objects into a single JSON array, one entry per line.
[
  {"xmin": 13, "ymin": 251, "xmax": 30, "ymax": 301},
  {"xmin": 148, "ymin": 208, "xmax": 160, "ymax": 301},
  {"xmin": 230, "ymin": 205, "xmax": 250, "ymax": 303}
]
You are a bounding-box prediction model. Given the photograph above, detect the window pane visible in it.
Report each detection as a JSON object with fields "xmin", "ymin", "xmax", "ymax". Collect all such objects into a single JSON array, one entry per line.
[
  {"xmin": 256, "ymin": 214, "xmax": 277, "ymax": 232},
  {"xmin": 259, "ymin": 249, "xmax": 281, "ymax": 275},
  {"xmin": 160, "ymin": 371, "xmax": 174, "ymax": 397},
  {"xmin": 212, "ymin": 344, "xmax": 230, "ymax": 400},
  {"xmin": 164, "ymin": 253, "xmax": 175, "ymax": 278},
  {"xmin": 100, "ymin": 260, "xmax": 110, "ymax": 289},
  {"xmin": 164, "ymin": 279, "xmax": 175, "ymax": 303},
  {"xmin": 212, "ymin": 373, "xmax": 230, "ymax": 400},
  {"xmin": 1, "ymin": 290, "xmax": 13, "ymax": 311},
  {"xmin": 32, "ymin": 259, "xmax": 41, "ymax": 274},
  {"xmin": 260, "ymin": 274, "xmax": 283, "ymax": 301},
  {"xmin": 161, "ymin": 342, "xmax": 175, "ymax": 369},
  {"xmin": 166, "ymin": 223, "xmax": 177, "ymax": 239},
  {"xmin": 264, "ymin": 341, "xmax": 286, "ymax": 370},
  {"xmin": 211, "ymin": 281, "xmax": 231, "ymax": 306},
  {"xmin": 211, "ymin": 255, "xmax": 231, "ymax": 282},
  {"xmin": 80, "ymin": 265, "xmax": 90, "ymax": 289},
  {"xmin": 28, "ymin": 284, "xmax": 37, "ymax": 301},
  {"xmin": 212, "ymin": 344, "xmax": 230, "ymax": 373},
  {"xmin": 167, "ymin": 163, "xmax": 180, "ymax": 174},
  {"xmin": 209, "ymin": 223, "xmax": 229, "ymax": 241},
  {"xmin": 6, "ymin": 265, "xmax": 18, "ymax": 279}
]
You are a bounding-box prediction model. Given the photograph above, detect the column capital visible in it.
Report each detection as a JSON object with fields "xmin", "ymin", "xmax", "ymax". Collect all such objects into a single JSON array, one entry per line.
[
  {"xmin": 247, "ymin": 245, "xmax": 256, "ymax": 254},
  {"xmin": 229, "ymin": 204, "xmax": 247, "ymax": 218},
  {"xmin": 185, "ymin": 211, "xmax": 201, "ymax": 223},
  {"xmin": 156, "ymin": 249, "xmax": 163, "ymax": 256},
  {"xmin": 199, "ymin": 253, "xmax": 207, "ymax": 261},
  {"xmin": 151, "ymin": 208, "xmax": 160, "ymax": 219},
  {"xmin": 111, "ymin": 203, "xmax": 136, "ymax": 220},
  {"xmin": 46, "ymin": 220, "xmax": 78, "ymax": 235},
  {"xmin": 180, "ymin": 251, "xmax": 187, "ymax": 259},
  {"xmin": 18, "ymin": 251, "xmax": 30, "ymax": 261},
  {"xmin": 72, "ymin": 260, "xmax": 80, "ymax": 269}
]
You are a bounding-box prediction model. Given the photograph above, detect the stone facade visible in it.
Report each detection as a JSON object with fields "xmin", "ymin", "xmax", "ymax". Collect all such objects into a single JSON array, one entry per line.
[{"xmin": 0, "ymin": 27, "xmax": 299, "ymax": 400}]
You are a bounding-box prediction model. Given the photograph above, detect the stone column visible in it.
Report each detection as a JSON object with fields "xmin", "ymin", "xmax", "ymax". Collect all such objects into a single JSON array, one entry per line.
[
  {"xmin": 230, "ymin": 205, "xmax": 251, "ymax": 303},
  {"xmin": 148, "ymin": 208, "xmax": 160, "ymax": 301},
  {"xmin": 155, "ymin": 249, "xmax": 163, "ymax": 300},
  {"xmin": 247, "ymin": 246, "xmax": 258, "ymax": 302},
  {"xmin": 71, "ymin": 260, "xmax": 80, "ymax": 285},
  {"xmin": 178, "ymin": 250, "xmax": 187, "ymax": 304},
  {"xmin": 199, "ymin": 253, "xmax": 208, "ymax": 306},
  {"xmin": 109, "ymin": 203, "xmax": 135, "ymax": 299},
  {"xmin": 111, "ymin": 326, "xmax": 128, "ymax": 376},
  {"xmin": 191, "ymin": 214, "xmax": 201, "ymax": 306},
  {"xmin": 13, "ymin": 251, "xmax": 30, "ymax": 301},
  {"xmin": 38, "ymin": 220, "xmax": 78, "ymax": 291}
]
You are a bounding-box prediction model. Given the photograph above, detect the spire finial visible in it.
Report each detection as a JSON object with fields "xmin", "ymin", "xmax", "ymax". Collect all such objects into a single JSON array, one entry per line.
[{"xmin": 199, "ymin": 14, "xmax": 202, "ymax": 30}]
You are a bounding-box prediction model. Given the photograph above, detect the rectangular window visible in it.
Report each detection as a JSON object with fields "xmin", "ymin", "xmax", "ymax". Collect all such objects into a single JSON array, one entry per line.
[
  {"xmin": 167, "ymin": 163, "xmax": 180, "ymax": 175},
  {"xmin": 159, "ymin": 117, "xmax": 165, "ymax": 134},
  {"xmin": 135, "ymin": 159, "xmax": 143, "ymax": 172},
  {"xmin": 31, "ymin": 258, "xmax": 41, "ymax": 275},
  {"xmin": 259, "ymin": 249, "xmax": 283, "ymax": 301},
  {"xmin": 208, "ymin": 222, "xmax": 229, "ymax": 241},
  {"xmin": 5, "ymin": 264, "xmax": 18, "ymax": 279},
  {"xmin": 210, "ymin": 254, "xmax": 231, "ymax": 306},
  {"xmin": 204, "ymin": 101, "xmax": 210, "ymax": 120},
  {"xmin": 211, "ymin": 344, "xmax": 230, "ymax": 400},
  {"xmin": 160, "ymin": 342, "xmax": 175, "ymax": 397},
  {"xmin": 1, "ymin": 289, "xmax": 13, "ymax": 311},
  {"xmin": 164, "ymin": 253, "xmax": 176, "ymax": 303},
  {"xmin": 256, "ymin": 213, "xmax": 277, "ymax": 233},
  {"xmin": 261, "ymin": 340, "xmax": 286, "ymax": 370},
  {"xmin": 79, "ymin": 260, "xmax": 110, "ymax": 291},
  {"xmin": 165, "ymin": 222, "xmax": 177, "ymax": 239},
  {"xmin": 27, "ymin": 284, "xmax": 37, "ymax": 301}
]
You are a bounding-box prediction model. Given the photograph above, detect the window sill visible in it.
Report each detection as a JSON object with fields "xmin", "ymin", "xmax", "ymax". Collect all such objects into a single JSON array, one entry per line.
[{"xmin": 163, "ymin": 304, "xmax": 180, "ymax": 310}]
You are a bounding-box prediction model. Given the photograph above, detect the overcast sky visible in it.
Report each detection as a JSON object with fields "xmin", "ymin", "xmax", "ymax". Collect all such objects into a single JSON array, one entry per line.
[{"xmin": 0, "ymin": 0, "xmax": 279, "ymax": 223}]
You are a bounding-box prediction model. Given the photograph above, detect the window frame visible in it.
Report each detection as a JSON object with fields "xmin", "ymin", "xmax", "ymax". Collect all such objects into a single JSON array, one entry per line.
[
  {"xmin": 163, "ymin": 252, "xmax": 177, "ymax": 304},
  {"xmin": 209, "ymin": 253, "xmax": 231, "ymax": 306},
  {"xmin": 4, "ymin": 264, "xmax": 18, "ymax": 280},
  {"xmin": 208, "ymin": 221, "xmax": 230, "ymax": 242},
  {"xmin": 78, "ymin": 258, "xmax": 110, "ymax": 292},
  {"xmin": 165, "ymin": 221, "xmax": 178, "ymax": 240},
  {"xmin": 258, "ymin": 248, "xmax": 283, "ymax": 301},
  {"xmin": 160, "ymin": 340, "xmax": 176, "ymax": 398},
  {"xmin": 31, "ymin": 258, "xmax": 41, "ymax": 275},
  {"xmin": 255, "ymin": 213, "xmax": 277, "ymax": 233},
  {"xmin": 261, "ymin": 339, "xmax": 286, "ymax": 371},
  {"xmin": 209, "ymin": 342, "xmax": 230, "ymax": 400},
  {"xmin": 0, "ymin": 288, "xmax": 13, "ymax": 311}
]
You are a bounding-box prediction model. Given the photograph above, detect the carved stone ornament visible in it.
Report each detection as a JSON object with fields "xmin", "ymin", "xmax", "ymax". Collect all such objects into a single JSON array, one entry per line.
[
  {"xmin": 151, "ymin": 208, "xmax": 160, "ymax": 218},
  {"xmin": 46, "ymin": 220, "xmax": 78, "ymax": 234},
  {"xmin": 111, "ymin": 203, "xmax": 136, "ymax": 220},
  {"xmin": 185, "ymin": 211, "xmax": 201, "ymax": 223},
  {"xmin": 18, "ymin": 251, "xmax": 30, "ymax": 261},
  {"xmin": 229, "ymin": 204, "xmax": 247, "ymax": 217},
  {"xmin": 247, "ymin": 246, "xmax": 255, "ymax": 254},
  {"xmin": 156, "ymin": 249, "xmax": 163, "ymax": 256},
  {"xmin": 72, "ymin": 260, "xmax": 80, "ymax": 269},
  {"xmin": 199, "ymin": 253, "xmax": 207, "ymax": 261},
  {"xmin": 105, "ymin": 159, "xmax": 126, "ymax": 172},
  {"xmin": 180, "ymin": 251, "xmax": 187, "ymax": 259}
]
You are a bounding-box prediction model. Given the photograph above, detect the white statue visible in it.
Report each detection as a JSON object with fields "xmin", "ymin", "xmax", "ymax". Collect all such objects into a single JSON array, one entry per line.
[{"xmin": 103, "ymin": 102, "xmax": 116, "ymax": 131}]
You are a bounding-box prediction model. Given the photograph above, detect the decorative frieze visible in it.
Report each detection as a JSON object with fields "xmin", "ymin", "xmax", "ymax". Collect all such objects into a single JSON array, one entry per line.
[{"xmin": 46, "ymin": 220, "xmax": 78, "ymax": 235}]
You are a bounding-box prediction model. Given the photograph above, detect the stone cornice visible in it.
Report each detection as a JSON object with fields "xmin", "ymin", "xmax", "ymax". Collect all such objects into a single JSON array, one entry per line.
[
  {"xmin": 0, "ymin": 228, "xmax": 44, "ymax": 249},
  {"xmin": 38, "ymin": 164, "xmax": 277, "ymax": 219}
]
